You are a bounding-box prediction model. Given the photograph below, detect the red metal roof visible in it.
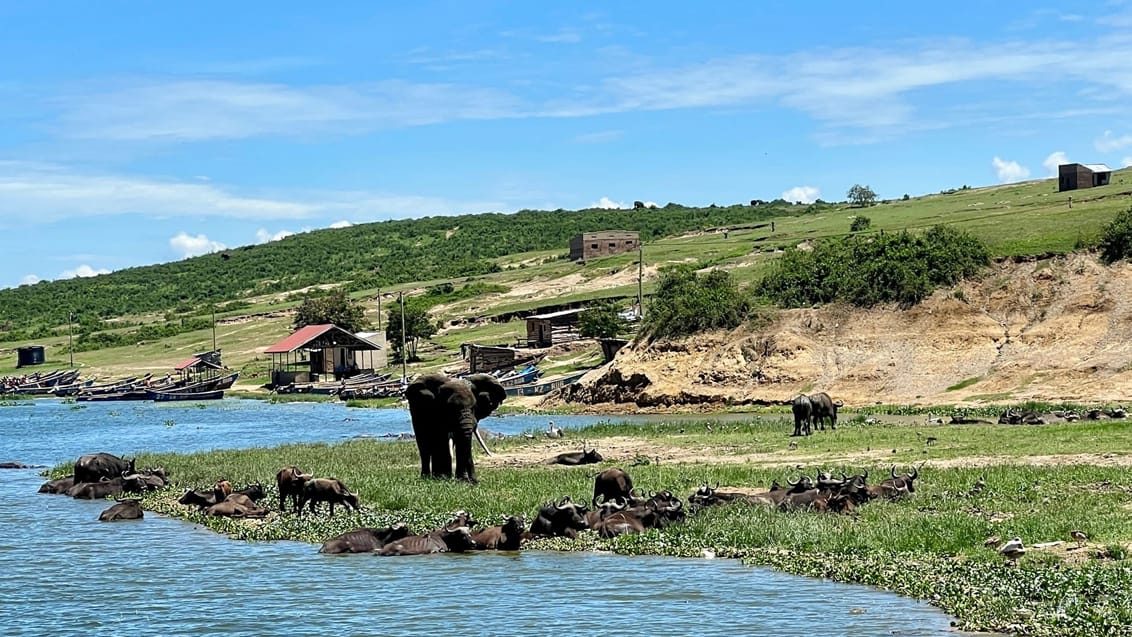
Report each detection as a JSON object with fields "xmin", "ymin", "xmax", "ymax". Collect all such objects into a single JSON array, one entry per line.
[
  {"xmin": 174, "ymin": 356, "xmax": 200, "ymax": 371},
  {"xmin": 264, "ymin": 324, "xmax": 336, "ymax": 354}
]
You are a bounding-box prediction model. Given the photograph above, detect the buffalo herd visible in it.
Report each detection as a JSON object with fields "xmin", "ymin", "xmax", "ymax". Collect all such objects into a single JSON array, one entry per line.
[{"xmin": 37, "ymin": 427, "xmax": 925, "ymax": 558}]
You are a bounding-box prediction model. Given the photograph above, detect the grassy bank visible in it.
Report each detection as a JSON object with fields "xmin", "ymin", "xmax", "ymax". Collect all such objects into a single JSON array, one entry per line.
[{"xmin": 84, "ymin": 416, "xmax": 1132, "ymax": 637}]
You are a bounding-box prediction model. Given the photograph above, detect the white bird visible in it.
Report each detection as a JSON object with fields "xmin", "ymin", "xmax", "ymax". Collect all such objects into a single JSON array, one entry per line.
[
  {"xmin": 998, "ymin": 537, "xmax": 1026, "ymax": 564},
  {"xmin": 545, "ymin": 421, "xmax": 562, "ymax": 438}
]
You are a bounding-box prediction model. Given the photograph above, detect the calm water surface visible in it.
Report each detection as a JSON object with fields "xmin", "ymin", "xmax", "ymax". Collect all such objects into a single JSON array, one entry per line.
[{"xmin": 0, "ymin": 399, "xmax": 957, "ymax": 636}]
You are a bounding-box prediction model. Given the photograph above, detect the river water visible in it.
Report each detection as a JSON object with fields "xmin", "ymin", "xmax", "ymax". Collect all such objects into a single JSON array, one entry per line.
[{"xmin": 0, "ymin": 399, "xmax": 957, "ymax": 636}]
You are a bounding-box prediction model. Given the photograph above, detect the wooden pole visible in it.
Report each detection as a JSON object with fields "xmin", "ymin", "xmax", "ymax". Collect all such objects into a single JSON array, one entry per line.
[
  {"xmin": 211, "ymin": 306, "xmax": 217, "ymax": 352},
  {"xmin": 68, "ymin": 312, "xmax": 74, "ymax": 368},
  {"xmin": 399, "ymin": 291, "xmax": 407, "ymax": 381},
  {"xmin": 637, "ymin": 244, "xmax": 644, "ymax": 319}
]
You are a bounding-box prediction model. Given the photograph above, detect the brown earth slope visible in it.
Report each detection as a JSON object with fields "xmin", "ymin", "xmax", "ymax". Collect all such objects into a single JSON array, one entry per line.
[{"xmin": 557, "ymin": 253, "xmax": 1132, "ymax": 409}]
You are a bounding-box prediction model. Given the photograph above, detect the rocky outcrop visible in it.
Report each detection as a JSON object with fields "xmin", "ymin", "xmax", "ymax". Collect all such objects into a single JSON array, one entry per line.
[{"xmin": 552, "ymin": 254, "xmax": 1132, "ymax": 409}]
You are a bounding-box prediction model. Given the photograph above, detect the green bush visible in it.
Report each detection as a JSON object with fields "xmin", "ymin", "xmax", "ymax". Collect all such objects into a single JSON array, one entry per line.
[
  {"xmin": 756, "ymin": 225, "xmax": 989, "ymax": 308},
  {"xmin": 850, "ymin": 215, "xmax": 871, "ymax": 232},
  {"xmin": 643, "ymin": 265, "xmax": 751, "ymax": 339},
  {"xmin": 578, "ymin": 300, "xmax": 629, "ymax": 338},
  {"xmin": 1099, "ymin": 206, "xmax": 1132, "ymax": 264}
]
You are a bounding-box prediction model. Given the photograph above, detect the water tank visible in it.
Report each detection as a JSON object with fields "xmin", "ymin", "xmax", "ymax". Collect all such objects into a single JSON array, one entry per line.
[{"xmin": 16, "ymin": 345, "xmax": 45, "ymax": 368}]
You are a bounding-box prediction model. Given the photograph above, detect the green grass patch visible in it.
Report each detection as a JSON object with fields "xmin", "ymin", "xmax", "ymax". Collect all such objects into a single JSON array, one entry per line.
[{"xmin": 946, "ymin": 376, "xmax": 984, "ymax": 391}]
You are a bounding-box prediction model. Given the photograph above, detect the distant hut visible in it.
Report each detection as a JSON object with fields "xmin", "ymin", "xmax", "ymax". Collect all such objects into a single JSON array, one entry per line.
[
  {"xmin": 172, "ymin": 350, "xmax": 228, "ymax": 386},
  {"xmin": 1058, "ymin": 163, "xmax": 1112, "ymax": 192},
  {"xmin": 526, "ymin": 309, "xmax": 583, "ymax": 348},
  {"xmin": 264, "ymin": 324, "xmax": 384, "ymax": 388},
  {"xmin": 569, "ymin": 231, "xmax": 640, "ymax": 262},
  {"xmin": 16, "ymin": 345, "xmax": 45, "ymax": 368}
]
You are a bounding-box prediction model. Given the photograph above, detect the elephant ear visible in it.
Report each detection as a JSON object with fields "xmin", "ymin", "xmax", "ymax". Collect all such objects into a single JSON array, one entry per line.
[{"xmin": 465, "ymin": 374, "xmax": 506, "ymax": 419}]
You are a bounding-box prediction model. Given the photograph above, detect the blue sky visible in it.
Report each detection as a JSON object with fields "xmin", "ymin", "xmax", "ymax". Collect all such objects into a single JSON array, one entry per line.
[{"xmin": 3, "ymin": 1, "xmax": 1132, "ymax": 289}]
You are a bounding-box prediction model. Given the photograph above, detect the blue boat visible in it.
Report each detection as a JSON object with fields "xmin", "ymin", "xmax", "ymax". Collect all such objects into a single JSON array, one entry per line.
[{"xmin": 504, "ymin": 369, "xmax": 588, "ymax": 397}]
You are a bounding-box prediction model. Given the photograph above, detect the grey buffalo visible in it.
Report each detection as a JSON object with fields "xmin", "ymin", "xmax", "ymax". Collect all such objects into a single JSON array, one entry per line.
[
  {"xmin": 808, "ymin": 392, "xmax": 843, "ymax": 431},
  {"xmin": 791, "ymin": 395, "xmax": 813, "ymax": 436}
]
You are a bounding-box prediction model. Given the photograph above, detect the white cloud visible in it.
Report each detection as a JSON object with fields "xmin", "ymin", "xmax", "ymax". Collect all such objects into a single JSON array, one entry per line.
[
  {"xmin": 59, "ymin": 264, "xmax": 110, "ymax": 279},
  {"xmin": 170, "ymin": 232, "xmax": 226, "ymax": 259},
  {"xmin": 1096, "ymin": 130, "xmax": 1132, "ymax": 152},
  {"xmin": 1043, "ymin": 151, "xmax": 1069, "ymax": 176},
  {"xmin": 256, "ymin": 228, "xmax": 295, "ymax": 243},
  {"xmin": 781, "ymin": 186, "xmax": 820, "ymax": 204},
  {"xmin": 20, "ymin": 274, "xmax": 40, "ymax": 285},
  {"xmin": 590, "ymin": 197, "xmax": 625, "ymax": 209},
  {"xmin": 0, "ymin": 162, "xmax": 505, "ymax": 223},
  {"xmin": 992, "ymin": 157, "xmax": 1030, "ymax": 183},
  {"xmin": 1123, "ymin": 157, "xmax": 1132, "ymax": 167},
  {"xmin": 328, "ymin": 220, "xmax": 353, "ymax": 229}
]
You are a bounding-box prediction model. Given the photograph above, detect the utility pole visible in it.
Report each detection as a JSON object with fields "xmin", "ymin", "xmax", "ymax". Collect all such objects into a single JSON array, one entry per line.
[
  {"xmin": 399, "ymin": 290, "xmax": 407, "ymax": 381},
  {"xmin": 211, "ymin": 306, "xmax": 217, "ymax": 352},
  {"xmin": 68, "ymin": 312, "xmax": 74, "ymax": 368},
  {"xmin": 637, "ymin": 243, "xmax": 644, "ymax": 320},
  {"xmin": 376, "ymin": 290, "xmax": 382, "ymax": 331}
]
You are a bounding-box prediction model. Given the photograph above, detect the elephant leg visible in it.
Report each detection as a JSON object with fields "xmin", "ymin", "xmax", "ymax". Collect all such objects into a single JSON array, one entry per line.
[
  {"xmin": 430, "ymin": 435, "xmax": 453, "ymax": 479},
  {"xmin": 414, "ymin": 434, "xmax": 432, "ymax": 478},
  {"xmin": 453, "ymin": 434, "xmax": 476, "ymax": 483}
]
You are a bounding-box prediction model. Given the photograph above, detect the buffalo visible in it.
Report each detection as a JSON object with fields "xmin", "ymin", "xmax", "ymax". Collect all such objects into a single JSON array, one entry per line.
[
  {"xmin": 791, "ymin": 395, "xmax": 813, "ymax": 436},
  {"xmin": 297, "ymin": 477, "xmax": 360, "ymax": 516},
  {"xmin": 378, "ymin": 526, "xmax": 476, "ymax": 556},
  {"xmin": 276, "ymin": 466, "xmax": 313, "ymax": 513},
  {"xmin": 178, "ymin": 488, "xmax": 219, "ymax": 509},
  {"xmin": 528, "ymin": 496, "xmax": 589, "ymax": 538},
  {"xmin": 319, "ymin": 524, "xmax": 412, "ymax": 554},
  {"xmin": 205, "ymin": 493, "xmax": 271, "ymax": 518},
  {"xmin": 98, "ymin": 498, "xmax": 143, "ymax": 522},
  {"xmin": 592, "ymin": 468, "xmax": 633, "ymax": 506},
  {"xmin": 470, "ymin": 516, "xmax": 526, "ymax": 550},
  {"xmin": 74, "ymin": 453, "xmax": 136, "ymax": 484},
  {"xmin": 549, "ymin": 445, "xmax": 604, "ymax": 466},
  {"xmin": 38, "ymin": 475, "xmax": 76, "ymax": 494},
  {"xmin": 808, "ymin": 392, "xmax": 843, "ymax": 430},
  {"xmin": 874, "ymin": 465, "xmax": 918, "ymax": 499},
  {"xmin": 66, "ymin": 474, "xmax": 146, "ymax": 500}
]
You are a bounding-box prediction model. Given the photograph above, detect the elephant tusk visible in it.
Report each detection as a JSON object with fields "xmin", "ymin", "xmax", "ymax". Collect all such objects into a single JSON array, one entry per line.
[{"xmin": 474, "ymin": 429, "xmax": 493, "ymax": 457}]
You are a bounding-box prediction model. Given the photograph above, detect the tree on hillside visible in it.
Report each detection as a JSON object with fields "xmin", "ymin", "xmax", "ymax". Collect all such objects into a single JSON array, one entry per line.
[
  {"xmin": 847, "ymin": 184, "xmax": 877, "ymax": 208},
  {"xmin": 1100, "ymin": 206, "xmax": 1132, "ymax": 264},
  {"xmin": 385, "ymin": 297, "xmax": 437, "ymax": 363},
  {"xmin": 293, "ymin": 290, "xmax": 369, "ymax": 332},
  {"xmin": 642, "ymin": 265, "xmax": 751, "ymax": 341},
  {"xmin": 578, "ymin": 300, "xmax": 629, "ymax": 339}
]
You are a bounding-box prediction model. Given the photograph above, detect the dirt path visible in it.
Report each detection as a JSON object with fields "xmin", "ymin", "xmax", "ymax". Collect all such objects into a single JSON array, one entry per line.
[{"xmin": 481, "ymin": 436, "xmax": 1132, "ymax": 469}]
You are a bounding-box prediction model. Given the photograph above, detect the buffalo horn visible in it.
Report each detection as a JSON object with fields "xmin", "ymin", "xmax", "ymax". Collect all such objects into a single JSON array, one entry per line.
[
  {"xmin": 474, "ymin": 428, "xmax": 493, "ymax": 457},
  {"xmin": 786, "ymin": 476, "xmax": 798, "ymax": 487},
  {"xmin": 908, "ymin": 465, "xmax": 918, "ymax": 480},
  {"xmin": 890, "ymin": 465, "xmax": 898, "ymax": 480}
]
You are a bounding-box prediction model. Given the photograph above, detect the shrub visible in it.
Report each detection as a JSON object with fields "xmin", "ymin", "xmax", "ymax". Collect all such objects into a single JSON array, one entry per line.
[
  {"xmin": 642, "ymin": 266, "xmax": 751, "ymax": 340},
  {"xmin": 756, "ymin": 225, "xmax": 989, "ymax": 308},
  {"xmin": 578, "ymin": 300, "xmax": 629, "ymax": 339},
  {"xmin": 1099, "ymin": 206, "xmax": 1132, "ymax": 264},
  {"xmin": 850, "ymin": 216, "xmax": 872, "ymax": 232}
]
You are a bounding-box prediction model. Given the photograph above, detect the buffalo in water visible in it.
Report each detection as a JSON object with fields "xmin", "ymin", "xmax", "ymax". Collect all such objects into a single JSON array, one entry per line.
[
  {"xmin": 377, "ymin": 526, "xmax": 476, "ymax": 556},
  {"xmin": 38, "ymin": 475, "xmax": 76, "ymax": 494},
  {"xmin": 74, "ymin": 453, "xmax": 136, "ymax": 483},
  {"xmin": 470, "ymin": 516, "xmax": 526, "ymax": 550},
  {"xmin": 320, "ymin": 524, "xmax": 412, "ymax": 554},
  {"xmin": 528, "ymin": 497, "xmax": 589, "ymax": 539},
  {"xmin": 99, "ymin": 499, "xmax": 143, "ymax": 522}
]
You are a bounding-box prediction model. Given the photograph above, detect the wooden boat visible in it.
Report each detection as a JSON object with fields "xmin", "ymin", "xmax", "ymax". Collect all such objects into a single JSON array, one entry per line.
[
  {"xmin": 76, "ymin": 389, "xmax": 151, "ymax": 402},
  {"xmin": 497, "ymin": 365, "xmax": 541, "ymax": 387},
  {"xmin": 151, "ymin": 389, "xmax": 225, "ymax": 402},
  {"xmin": 504, "ymin": 370, "xmax": 589, "ymax": 397}
]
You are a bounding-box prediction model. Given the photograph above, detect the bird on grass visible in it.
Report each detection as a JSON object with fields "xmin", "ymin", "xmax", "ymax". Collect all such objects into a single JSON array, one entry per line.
[
  {"xmin": 998, "ymin": 537, "xmax": 1026, "ymax": 565},
  {"xmin": 1070, "ymin": 530, "xmax": 1088, "ymax": 548},
  {"xmin": 983, "ymin": 535, "xmax": 1001, "ymax": 548},
  {"xmin": 969, "ymin": 475, "xmax": 987, "ymax": 496},
  {"xmin": 545, "ymin": 421, "xmax": 562, "ymax": 439}
]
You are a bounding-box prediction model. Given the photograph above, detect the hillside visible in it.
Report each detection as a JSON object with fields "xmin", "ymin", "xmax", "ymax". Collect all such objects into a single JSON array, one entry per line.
[
  {"xmin": 2, "ymin": 168, "xmax": 1132, "ymax": 392},
  {"xmin": 558, "ymin": 252, "xmax": 1132, "ymax": 410}
]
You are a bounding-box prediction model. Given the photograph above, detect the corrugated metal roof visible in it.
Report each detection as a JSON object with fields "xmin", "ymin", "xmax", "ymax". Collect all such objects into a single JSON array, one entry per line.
[
  {"xmin": 264, "ymin": 324, "xmax": 336, "ymax": 353},
  {"xmin": 1083, "ymin": 163, "xmax": 1112, "ymax": 173}
]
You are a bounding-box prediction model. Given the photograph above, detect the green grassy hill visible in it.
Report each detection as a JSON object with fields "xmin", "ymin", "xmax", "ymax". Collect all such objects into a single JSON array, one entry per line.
[{"xmin": 2, "ymin": 168, "xmax": 1130, "ymax": 383}]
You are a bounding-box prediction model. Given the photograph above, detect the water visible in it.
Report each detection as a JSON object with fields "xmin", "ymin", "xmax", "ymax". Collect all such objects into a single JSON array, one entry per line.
[{"xmin": 0, "ymin": 399, "xmax": 957, "ymax": 636}]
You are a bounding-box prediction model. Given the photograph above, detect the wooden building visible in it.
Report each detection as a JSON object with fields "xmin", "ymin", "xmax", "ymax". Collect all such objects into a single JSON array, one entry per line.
[
  {"xmin": 172, "ymin": 350, "xmax": 228, "ymax": 385},
  {"xmin": 464, "ymin": 344, "xmax": 519, "ymax": 374},
  {"xmin": 264, "ymin": 324, "xmax": 384, "ymax": 388},
  {"xmin": 1058, "ymin": 163, "xmax": 1112, "ymax": 192},
  {"xmin": 526, "ymin": 308, "xmax": 583, "ymax": 347},
  {"xmin": 569, "ymin": 231, "xmax": 639, "ymax": 262}
]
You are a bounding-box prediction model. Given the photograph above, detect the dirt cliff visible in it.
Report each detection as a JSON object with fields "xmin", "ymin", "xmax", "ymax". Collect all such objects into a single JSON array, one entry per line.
[{"xmin": 555, "ymin": 253, "xmax": 1132, "ymax": 409}]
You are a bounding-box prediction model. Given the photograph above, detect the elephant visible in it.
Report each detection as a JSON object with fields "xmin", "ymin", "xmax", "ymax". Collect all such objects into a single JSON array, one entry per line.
[{"xmin": 405, "ymin": 373, "xmax": 506, "ymax": 484}]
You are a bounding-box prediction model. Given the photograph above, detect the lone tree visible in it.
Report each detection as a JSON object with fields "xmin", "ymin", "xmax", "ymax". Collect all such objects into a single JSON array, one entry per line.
[
  {"xmin": 847, "ymin": 184, "xmax": 877, "ymax": 208},
  {"xmin": 385, "ymin": 297, "xmax": 437, "ymax": 363},
  {"xmin": 293, "ymin": 290, "xmax": 369, "ymax": 332},
  {"xmin": 578, "ymin": 300, "xmax": 629, "ymax": 339}
]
